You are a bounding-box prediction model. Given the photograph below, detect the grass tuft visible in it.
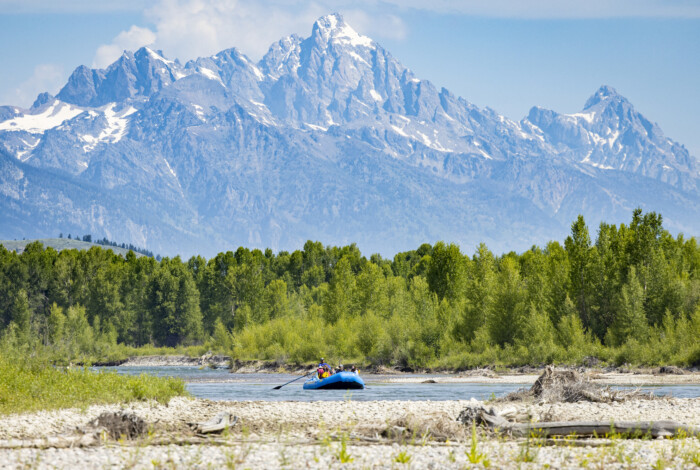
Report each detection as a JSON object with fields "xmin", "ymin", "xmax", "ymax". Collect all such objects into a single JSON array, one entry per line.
[
  {"xmin": 394, "ymin": 450, "xmax": 411, "ymax": 464},
  {"xmin": 0, "ymin": 356, "xmax": 187, "ymax": 415},
  {"xmin": 465, "ymin": 422, "xmax": 491, "ymax": 466}
]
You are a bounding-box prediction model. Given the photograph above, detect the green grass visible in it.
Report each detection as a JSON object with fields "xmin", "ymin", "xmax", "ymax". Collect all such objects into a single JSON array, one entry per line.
[
  {"xmin": 335, "ymin": 434, "xmax": 354, "ymax": 463},
  {"xmin": 466, "ymin": 422, "xmax": 490, "ymax": 466},
  {"xmin": 0, "ymin": 356, "xmax": 187, "ymax": 415},
  {"xmin": 394, "ymin": 451, "xmax": 411, "ymax": 464}
]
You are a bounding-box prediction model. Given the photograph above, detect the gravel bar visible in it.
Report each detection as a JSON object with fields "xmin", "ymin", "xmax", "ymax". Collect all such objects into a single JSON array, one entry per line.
[{"xmin": 1, "ymin": 397, "xmax": 699, "ymax": 469}]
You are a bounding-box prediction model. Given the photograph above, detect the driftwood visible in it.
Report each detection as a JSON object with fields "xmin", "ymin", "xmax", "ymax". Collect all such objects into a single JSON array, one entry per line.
[
  {"xmin": 655, "ymin": 366, "xmax": 686, "ymax": 375},
  {"xmin": 0, "ymin": 413, "xmax": 237, "ymax": 449},
  {"xmin": 507, "ymin": 420, "xmax": 700, "ymax": 438},
  {"xmin": 502, "ymin": 366, "xmax": 655, "ymax": 404},
  {"xmin": 89, "ymin": 411, "xmax": 147, "ymax": 440},
  {"xmin": 0, "ymin": 411, "xmax": 149, "ymax": 449},
  {"xmin": 531, "ymin": 368, "xmax": 581, "ymax": 397},
  {"xmin": 190, "ymin": 412, "xmax": 239, "ymax": 434},
  {"xmin": 457, "ymin": 403, "xmax": 700, "ymax": 439}
]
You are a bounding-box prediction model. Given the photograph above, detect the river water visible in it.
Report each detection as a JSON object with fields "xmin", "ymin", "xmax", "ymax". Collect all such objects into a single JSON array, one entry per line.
[{"xmin": 97, "ymin": 366, "xmax": 700, "ymax": 402}]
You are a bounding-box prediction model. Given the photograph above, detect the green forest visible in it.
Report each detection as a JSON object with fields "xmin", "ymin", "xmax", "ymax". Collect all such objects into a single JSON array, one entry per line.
[{"xmin": 1, "ymin": 209, "xmax": 699, "ymax": 368}]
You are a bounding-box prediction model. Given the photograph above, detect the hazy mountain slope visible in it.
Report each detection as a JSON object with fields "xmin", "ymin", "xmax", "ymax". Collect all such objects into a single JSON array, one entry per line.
[{"xmin": 0, "ymin": 238, "xmax": 146, "ymax": 258}]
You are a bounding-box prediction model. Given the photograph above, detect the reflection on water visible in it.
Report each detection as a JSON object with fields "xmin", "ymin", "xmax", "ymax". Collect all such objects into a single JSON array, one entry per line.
[{"xmin": 96, "ymin": 366, "xmax": 700, "ymax": 402}]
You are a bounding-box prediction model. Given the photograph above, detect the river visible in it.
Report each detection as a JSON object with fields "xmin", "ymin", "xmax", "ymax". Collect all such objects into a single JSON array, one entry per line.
[{"xmin": 97, "ymin": 366, "xmax": 700, "ymax": 402}]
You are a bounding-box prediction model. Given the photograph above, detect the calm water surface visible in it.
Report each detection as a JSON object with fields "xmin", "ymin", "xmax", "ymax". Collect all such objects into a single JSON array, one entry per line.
[{"xmin": 97, "ymin": 366, "xmax": 700, "ymax": 402}]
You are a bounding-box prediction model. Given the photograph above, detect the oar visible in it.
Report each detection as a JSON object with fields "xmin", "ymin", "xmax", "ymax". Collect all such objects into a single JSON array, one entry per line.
[{"xmin": 273, "ymin": 373, "xmax": 311, "ymax": 390}]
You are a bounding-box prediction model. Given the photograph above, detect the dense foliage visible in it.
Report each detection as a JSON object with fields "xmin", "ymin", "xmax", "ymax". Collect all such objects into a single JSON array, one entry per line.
[{"xmin": 2, "ymin": 209, "xmax": 699, "ymax": 368}]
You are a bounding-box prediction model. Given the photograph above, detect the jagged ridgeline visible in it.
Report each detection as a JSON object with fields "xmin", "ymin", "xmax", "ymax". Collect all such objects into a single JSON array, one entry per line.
[
  {"xmin": 0, "ymin": 14, "xmax": 698, "ymax": 257},
  {"xmin": 1, "ymin": 210, "xmax": 699, "ymax": 368}
]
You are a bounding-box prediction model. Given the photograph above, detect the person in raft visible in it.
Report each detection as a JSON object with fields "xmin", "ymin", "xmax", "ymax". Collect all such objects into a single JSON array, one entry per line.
[
  {"xmin": 350, "ymin": 365, "xmax": 359, "ymax": 374},
  {"xmin": 316, "ymin": 358, "xmax": 331, "ymax": 379}
]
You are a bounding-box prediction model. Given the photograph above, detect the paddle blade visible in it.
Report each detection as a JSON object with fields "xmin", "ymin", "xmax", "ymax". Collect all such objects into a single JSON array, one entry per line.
[{"xmin": 273, "ymin": 385, "xmax": 283, "ymax": 390}]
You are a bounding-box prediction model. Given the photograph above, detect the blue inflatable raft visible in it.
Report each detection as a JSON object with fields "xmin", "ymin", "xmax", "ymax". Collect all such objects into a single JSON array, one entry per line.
[{"xmin": 303, "ymin": 372, "xmax": 365, "ymax": 390}]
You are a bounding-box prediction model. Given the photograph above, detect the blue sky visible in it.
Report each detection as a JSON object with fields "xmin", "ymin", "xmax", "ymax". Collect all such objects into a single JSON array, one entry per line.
[{"xmin": 1, "ymin": 0, "xmax": 699, "ymax": 156}]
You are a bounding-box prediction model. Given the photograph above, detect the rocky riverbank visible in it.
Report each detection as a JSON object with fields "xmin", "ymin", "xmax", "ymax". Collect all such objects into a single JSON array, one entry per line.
[
  {"xmin": 7, "ymin": 437, "xmax": 700, "ymax": 469},
  {"xmin": 383, "ymin": 369, "xmax": 700, "ymax": 385},
  {"xmin": 118, "ymin": 355, "xmax": 231, "ymax": 368},
  {"xmin": 117, "ymin": 356, "xmax": 700, "ymax": 386},
  {"xmin": 1, "ymin": 396, "xmax": 699, "ymax": 468}
]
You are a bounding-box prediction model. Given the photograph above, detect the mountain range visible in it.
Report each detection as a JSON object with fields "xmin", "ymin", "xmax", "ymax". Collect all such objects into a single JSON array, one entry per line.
[{"xmin": 1, "ymin": 13, "xmax": 698, "ymax": 257}]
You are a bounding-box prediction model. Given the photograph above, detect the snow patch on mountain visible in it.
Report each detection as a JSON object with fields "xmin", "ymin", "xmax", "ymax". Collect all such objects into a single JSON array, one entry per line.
[
  {"xmin": 192, "ymin": 104, "xmax": 206, "ymax": 121},
  {"xmin": 0, "ymin": 102, "xmax": 83, "ymax": 134},
  {"xmin": 390, "ymin": 124, "xmax": 408, "ymax": 137},
  {"xmin": 145, "ymin": 47, "xmax": 175, "ymax": 67},
  {"xmin": 570, "ymin": 111, "xmax": 596, "ymax": 124},
  {"xmin": 197, "ymin": 67, "xmax": 223, "ymax": 84},
  {"xmin": 80, "ymin": 104, "xmax": 137, "ymax": 152},
  {"xmin": 145, "ymin": 47, "xmax": 187, "ymax": 80},
  {"xmin": 16, "ymin": 137, "xmax": 40, "ymax": 161},
  {"xmin": 305, "ymin": 123, "xmax": 328, "ymax": 131}
]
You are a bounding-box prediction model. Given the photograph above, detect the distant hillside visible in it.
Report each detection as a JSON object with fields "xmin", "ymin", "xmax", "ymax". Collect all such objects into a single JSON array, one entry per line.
[{"xmin": 0, "ymin": 238, "xmax": 146, "ymax": 258}]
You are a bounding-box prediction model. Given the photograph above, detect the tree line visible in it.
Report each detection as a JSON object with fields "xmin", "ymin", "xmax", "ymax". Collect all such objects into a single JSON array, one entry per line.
[
  {"xmin": 58, "ymin": 233, "xmax": 158, "ymax": 258},
  {"xmin": 2, "ymin": 209, "xmax": 699, "ymax": 367}
]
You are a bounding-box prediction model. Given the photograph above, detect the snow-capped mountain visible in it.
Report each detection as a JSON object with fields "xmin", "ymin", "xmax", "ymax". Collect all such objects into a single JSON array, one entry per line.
[
  {"xmin": 1, "ymin": 14, "xmax": 698, "ymax": 256},
  {"xmin": 525, "ymin": 85, "xmax": 698, "ymax": 191}
]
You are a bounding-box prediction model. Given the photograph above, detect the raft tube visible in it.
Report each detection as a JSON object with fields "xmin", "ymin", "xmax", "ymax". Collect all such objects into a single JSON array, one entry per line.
[{"xmin": 303, "ymin": 371, "xmax": 365, "ymax": 390}]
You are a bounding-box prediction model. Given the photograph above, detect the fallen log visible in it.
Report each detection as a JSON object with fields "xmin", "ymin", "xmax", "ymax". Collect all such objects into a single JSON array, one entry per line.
[
  {"xmin": 507, "ymin": 420, "xmax": 700, "ymax": 438},
  {"xmin": 457, "ymin": 403, "xmax": 700, "ymax": 439}
]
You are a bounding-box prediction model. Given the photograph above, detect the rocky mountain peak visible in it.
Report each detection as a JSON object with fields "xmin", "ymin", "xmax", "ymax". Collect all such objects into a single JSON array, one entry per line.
[
  {"xmin": 31, "ymin": 92, "xmax": 55, "ymax": 110},
  {"xmin": 310, "ymin": 13, "xmax": 374, "ymax": 49},
  {"xmin": 135, "ymin": 47, "xmax": 167, "ymax": 61},
  {"xmin": 583, "ymin": 84, "xmax": 626, "ymax": 110},
  {"xmin": 259, "ymin": 34, "xmax": 303, "ymax": 79}
]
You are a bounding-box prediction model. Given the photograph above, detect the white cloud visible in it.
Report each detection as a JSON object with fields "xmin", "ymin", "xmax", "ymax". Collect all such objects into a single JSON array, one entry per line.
[
  {"xmin": 0, "ymin": 0, "xmax": 150, "ymax": 13},
  {"xmin": 142, "ymin": 0, "xmax": 327, "ymax": 60},
  {"xmin": 1, "ymin": 64, "xmax": 65, "ymax": 108},
  {"xmin": 343, "ymin": 10, "xmax": 408, "ymax": 41},
  {"xmin": 5, "ymin": 0, "xmax": 698, "ymax": 18},
  {"xmin": 90, "ymin": 0, "xmax": 700, "ymax": 71},
  {"xmin": 376, "ymin": 0, "xmax": 700, "ymax": 18},
  {"xmin": 92, "ymin": 0, "xmax": 409, "ymax": 66},
  {"xmin": 92, "ymin": 25, "xmax": 157, "ymax": 68}
]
